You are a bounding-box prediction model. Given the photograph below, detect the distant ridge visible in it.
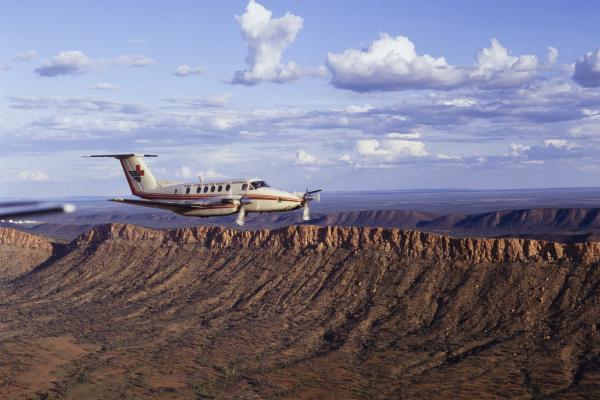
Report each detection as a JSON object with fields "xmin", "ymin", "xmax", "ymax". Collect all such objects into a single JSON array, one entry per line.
[{"xmin": 8, "ymin": 207, "xmax": 600, "ymax": 243}]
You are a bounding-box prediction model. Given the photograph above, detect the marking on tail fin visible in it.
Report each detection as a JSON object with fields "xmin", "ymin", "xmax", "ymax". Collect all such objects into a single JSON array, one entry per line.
[{"xmin": 128, "ymin": 164, "xmax": 145, "ymax": 182}]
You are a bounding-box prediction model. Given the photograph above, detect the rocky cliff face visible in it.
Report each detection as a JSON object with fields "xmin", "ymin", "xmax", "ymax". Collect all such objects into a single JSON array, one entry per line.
[
  {"xmin": 75, "ymin": 222, "xmax": 600, "ymax": 264},
  {"xmin": 1, "ymin": 223, "xmax": 600, "ymax": 399},
  {"xmin": 0, "ymin": 227, "xmax": 54, "ymax": 280}
]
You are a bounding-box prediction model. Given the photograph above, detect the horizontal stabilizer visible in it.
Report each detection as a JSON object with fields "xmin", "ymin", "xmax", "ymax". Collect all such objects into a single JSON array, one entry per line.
[{"xmin": 85, "ymin": 154, "xmax": 158, "ymax": 159}]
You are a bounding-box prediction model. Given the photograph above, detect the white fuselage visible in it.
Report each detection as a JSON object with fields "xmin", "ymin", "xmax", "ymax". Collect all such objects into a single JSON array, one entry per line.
[{"xmin": 135, "ymin": 179, "xmax": 303, "ymax": 217}]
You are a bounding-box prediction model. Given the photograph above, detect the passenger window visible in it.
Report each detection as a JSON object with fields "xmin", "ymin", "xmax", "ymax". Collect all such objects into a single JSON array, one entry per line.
[
  {"xmin": 218, "ymin": 185, "xmax": 223, "ymax": 192},
  {"xmin": 211, "ymin": 186, "xmax": 215, "ymax": 193},
  {"xmin": 204, "ymin": 186, "xmax": 208, "ymax": 193},
  {"xmin": 242, "ymin": 183, "xmax": 247, "ymax": 191},
  {"xmin": 196, "ymin": 187, "xmax": 201, "ymax": 193},
  {"xmin": 174, "ymin": 189, "xmax": 178, "ymax": 194},
  {"xmin": 186, "ymin": 187, "xmax": 190, "ymax": 194},
  {"xmin": 225, "ymin": 184, "xmax": 231, "ymax": 191}
]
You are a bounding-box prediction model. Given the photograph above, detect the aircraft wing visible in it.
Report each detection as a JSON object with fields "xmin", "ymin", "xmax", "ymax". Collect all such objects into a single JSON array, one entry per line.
[{"xmin": 109, "ymin": 196, "xmax": 242, "ymax": 211}]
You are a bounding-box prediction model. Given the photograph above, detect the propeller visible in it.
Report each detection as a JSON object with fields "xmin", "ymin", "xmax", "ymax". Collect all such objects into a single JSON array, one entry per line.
[
  {"xmin": 301, "ymin": 189, "xmax": 322, "ymax": 221},
  {"xmin": 0, "ymin": 201, "xmax": 75, "ymax": 220},
  {"xmin": 235, "ymin": 180, "xmax": 252, "ymax": 226}
]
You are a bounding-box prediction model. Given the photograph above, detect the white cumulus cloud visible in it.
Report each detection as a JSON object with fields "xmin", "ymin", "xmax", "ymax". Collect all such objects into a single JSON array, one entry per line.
[
  {"xmin": 87, "ymin": 82, "xmax": 120, "ymax": 91},
  {"xmin": 547, "ymin": 47, "xmax": 559, "ymax": 64},
  {"xmin": 470, "ymin": 38, "xmax": 539, "ymax": 88},
  {"xmin": 34, "ymin": 50, "xmax": 94, "ymax": 77},
  {"xmin": 507, "ymin": 143, "xmax": 531, "ymax": 157},
  {"xmin": 327, "ymin": 34, "xmax": 464, "ymax": 91},
  {"xmin": 112, "ymin": 54, "xmax": 155, "ymax": 67},
  {"xmin": 356, "ymin": 138, "xmax": 427, "ymax": 160},
  {"xmin": 231, "ymin": 0, "xmax": 323, "ymax": 85},
  {"xmin": 326, "ymin": 35, "xmax": 542, "ymax": 91},
  {"xmin": 295, "ymin": 149, "xmax": 319, "ymax": 165},
  {"xmin": 543, "ymin": 138, "xmax": 578, "ymax": 149},
  {"xmin": 173, "ymin": 64, "xmax": 207, "ymax": 77},
  {"xmin": 34, "ymin": 51, "xmax": 155, "ymax": 77},
  {"xmin": 573, "ymin": 49, "xmax": 600, "ymax": 88},
  {"xmin": 14, "ymin": 49, "xmax": 36, "ymax": 62}
]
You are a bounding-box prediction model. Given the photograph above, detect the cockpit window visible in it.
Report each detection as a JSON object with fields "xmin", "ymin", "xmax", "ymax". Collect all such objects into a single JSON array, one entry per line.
[{"xmin": 251, "ymin": 180, "xmax": 269, "ymax": 189}]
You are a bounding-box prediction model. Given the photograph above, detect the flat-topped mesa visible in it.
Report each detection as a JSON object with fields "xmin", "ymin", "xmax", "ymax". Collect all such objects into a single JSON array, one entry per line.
[{"xmin": 73, "ymin": 223, "xmax": 600, "ymax": 264}]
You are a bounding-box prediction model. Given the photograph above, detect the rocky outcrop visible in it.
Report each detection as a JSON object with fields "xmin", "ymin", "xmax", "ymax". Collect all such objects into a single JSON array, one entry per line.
[
  {"xmin": 0, "ymin": 226, "xmax": 54, "ymax": 249},
  {"xmin": 0, "ymin": 227, "xmax": 54, "ymax": 280},
  {"xmin": 73, "ymin": 223, "xmax": 600, "ymax": 264}
]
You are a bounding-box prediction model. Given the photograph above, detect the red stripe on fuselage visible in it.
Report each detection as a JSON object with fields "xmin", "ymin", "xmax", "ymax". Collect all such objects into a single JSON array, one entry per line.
[{"xmin": 137, "ymin": 193, "xmax": 302, "ymax": 203}]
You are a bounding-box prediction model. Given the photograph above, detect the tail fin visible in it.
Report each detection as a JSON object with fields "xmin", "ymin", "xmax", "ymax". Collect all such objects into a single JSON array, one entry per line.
[{"xmin": 88, "ymin": 154, "xmax": 159, "ymax": 195}]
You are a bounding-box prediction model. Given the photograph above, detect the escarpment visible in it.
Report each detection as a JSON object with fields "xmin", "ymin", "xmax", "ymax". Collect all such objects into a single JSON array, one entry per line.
[
  {"xmin": 2, "ymin": 223, "xmax": 600, "ymax": 399},
  {"xmin": 73, "ymin": 222, "xmax": 600, "ymax": 264}
]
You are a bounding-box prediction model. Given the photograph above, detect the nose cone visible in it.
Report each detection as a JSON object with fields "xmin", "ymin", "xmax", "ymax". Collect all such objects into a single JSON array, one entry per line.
[
  {"xmin": 279, "ymin": 189, "xmax": 303, "ymax": 201},
  {"xmin": 268, "ymin": 188, "xmax": 304, "ymax": 206}
]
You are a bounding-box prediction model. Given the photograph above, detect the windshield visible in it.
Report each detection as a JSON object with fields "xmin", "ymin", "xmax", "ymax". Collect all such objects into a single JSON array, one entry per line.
[{"xmin": 251, "ymin": 180, "xmax": 269, "ymax": 189}]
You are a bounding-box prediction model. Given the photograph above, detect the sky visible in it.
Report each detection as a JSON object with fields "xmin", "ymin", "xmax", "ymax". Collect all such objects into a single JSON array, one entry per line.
[{"xmin": 2, "ymin": 0, "xmax": 600, "ymax": 197}]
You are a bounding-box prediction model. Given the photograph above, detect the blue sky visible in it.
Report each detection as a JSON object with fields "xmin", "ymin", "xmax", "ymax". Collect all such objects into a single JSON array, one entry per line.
[{"xmin": 2, "ymin": 0, "xmax": 600, "ymax": 196}]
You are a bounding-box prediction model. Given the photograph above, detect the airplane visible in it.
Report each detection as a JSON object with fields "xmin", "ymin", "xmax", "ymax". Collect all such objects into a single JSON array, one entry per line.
[{"xmin": 88, "ymin": 154, "xmax": 321, "ymax": 226}]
